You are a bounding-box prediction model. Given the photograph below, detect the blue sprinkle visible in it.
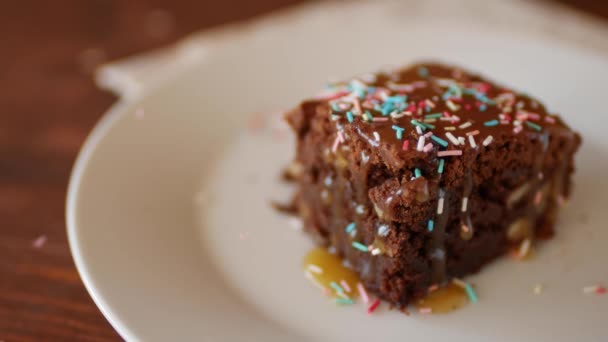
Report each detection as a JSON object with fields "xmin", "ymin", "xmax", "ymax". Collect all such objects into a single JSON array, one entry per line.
[
  {"xmin": 392, "ymin": 125, "xmax": 405, "ymax": 140},
  {"xmin": 381, "ymin": 102, "xmax": 394, "ymax": 116},
  {"xmin": 525, "ymin": 121, "xmax": 543, "ymax": 131},
  {"xmin": 385, "ymin": 95, "xmax": 407, "ymax": 103},
  {"xmin": 425, "ymin": 113, "xmax": 443, "ymax": 119},
  {"xmin": 484, "ymin": 120, "xmax": 499, "ymax": 127},
  {"xmin": 352, "ymin": 241, "xmax": 368, "ymax": 252},
  {"xmin": 427, "ymin": 220, "xmax": 434, "ymax": 232},
  {"xmin": 346, "ymin": 111, "xmax": 354, "ymax": 123},
  {"xmin": 465, "ymin": 284, "xmax": 478, "ymax": 303},
  {"xmin": 345, "ymin": 222, "xmax": 356, "ymax": 233},
  {"xmin": 430, "ymin": 135, "xmax": 448, "ymax": 147},
  {"xmin": 422, "ymin": 122, "xmax": 436, "ymax": 129},
  {"xmin": 414, "ymin": 168, "xmax": 422, "ymax": 178},
  {"xmin": 335, "ymin": 298, "xmax": 354, "ymax": 305},
  {"xmin": 438, "ymin": 159, "xmax": 445, "ymax": 174},
  {"xmin": 479, "ymin": 104, "xmax": 487, "ymax": 112},
  {"xmin": 330, "ymin": 281, "xmax": 345, "ymax": 294},
  {"xmin": 331, "ymin": 103, "xmax": 341, "ymax": 112},
  {"xmin": 418, "ymin": 66, "xmax": 429, "ymax": 78},
  {"xmin": 410, "ymin": 119, "xmax": 427, "ymax": 130}
]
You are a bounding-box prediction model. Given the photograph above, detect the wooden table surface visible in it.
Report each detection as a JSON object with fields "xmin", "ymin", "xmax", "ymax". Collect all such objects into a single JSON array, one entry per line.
[{"xmin": 0, "ymin": 1, "xmax": 604, "ymax": 341}]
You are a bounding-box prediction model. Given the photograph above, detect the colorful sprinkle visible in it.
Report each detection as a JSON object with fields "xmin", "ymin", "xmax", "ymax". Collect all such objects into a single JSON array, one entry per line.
[
  {"xmin": 335, "ymin": 298, "xmax": 354, "ymax": 305},
  {"xmin": 377, "ymin": 224, "xmax": 390, "ymax": 237},
  {"xmin": 437, "ymin": 150, "xmax": 463, "ymax": 157},
  {"xmin": 419, "ymin": 307, "xmax": 432, "ymax": 314},
  {"xmin": 427, "ymin": 220, "xmax": 434, "ymax": 232},
  {"xmin": 461, "ymin": 197, "xmax": 468, "ymax": 212},
  {"xmin": 358, "ymin": 283, "xmax": 370, "ymax": 303},
  {"xmin": 373, "ymin": 131, "xmax": 380, "ymax": 142},
  {"xmin": 345, "ymin": 222, "xmax": 356, "ymax": 234},
  {"xmin": 340, "ymin": 280, "xmax": 352, "ymax": 293},
  {"xmin": 417, "ymin": 136, "xmax": 426, "ymax": 151},
  {"xmin": 438, "ymin": 159, "xmax": 445, "ymax": 174},
  {"xmin": 459, "ymin": 122, "xmax": 472, "ymax": 129},
  {"xmin": 414, "ymin": 168, "xmax": 422, "ymax": 178},
  {"xmin": 392, "ymin": 125, "xmax": 405, "ymax": 139},
  {"xmin": 368, "ymin": 299, "xmax": 381, "ymax": 314},
  {"xmin": 346, "ymin": 111, "xmax": 354, "ymax": 123},
  {"xmin": 410, "ymin": 119, "xmax": 427, "ymax": 130},
  {"xmin": 445, "ymin": 132, "xmax": 459, "ymax": 146},
  {"xmin": 484, "ymin": 119, "xmax": 499, "ymax": 127},
  {"xmin": 425, "ymin": 113, "xmax": 443, "ymax": 119},
  {"xmin": 466, "ymin": 130, "xmax": 480, "ymax": 136},
  {"xmin": 330, "ymin": 281, "xmax": 345, "ymax": 294},
  {"xmin": 482, "ymin": 135, "xmax": 494, "ymax": 146},
  {"xmin": 307, "ymin": 264, "xmax": 323, "ymax": 274},
  {"xmin": 468, "ymin": 135, "xmax": 477, "ymax": 148},
  {"xmin": 430, "ymin": 135, "xmax": 449, "ymax": 147},
  {"xmin": 525, "ymin": 121, "xmax": 542, "ymax": 131},
  {"xmin": 437, "ymin": 197, "xmax": 445, "ymax": 215},
  {"xmin": 423, "ymin": 143, "xmax": 434, "ymax": 153},
  {"xmin": 403, "ymin": 140, "xmax": 410, "ymax": 151},
  {"xmin": 352, "ymin": 241, "xmax": 369, "ymax": 252}
]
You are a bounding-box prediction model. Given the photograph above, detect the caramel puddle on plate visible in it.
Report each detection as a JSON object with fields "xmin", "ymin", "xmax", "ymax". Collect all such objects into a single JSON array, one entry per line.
[
  {"xmin": 303, "ymin": 248, "xmax": 359, "ymax": 300},
  {"xmin": 415, "ymin": 283, "xmax": 470, "ymax": 314}
]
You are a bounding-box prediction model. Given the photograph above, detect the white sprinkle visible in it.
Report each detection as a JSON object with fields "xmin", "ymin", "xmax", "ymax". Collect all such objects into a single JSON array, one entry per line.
[
  {"xmin": 458, "ymin": 137, "xmax": 466, "ymax": 145},
  {"xmin": 583, "ymin": 285, "xmax": 600, "ymax": 294},
  {"xmin": 437, "ymin": 197, "xmax": 444, "ymax": 215},
  {"xmin": 385, "ymin": 196, "xmax": 393, "ymax": 204},
  {"xmin": 482, "ymin": 135, "xmax": 494, "ymax": 146},
  {"xmin": 445, "ymin": 132, "xmax": 459, "ymax": 145},
  {"xmin": 305, "ymin": 271, "xmax": 326, "ymax": 291},
  {"xmin": 371, "ymin": 248, "xmax": 382, "ymax": 255},
  {"xmin": 308, "ymin": 264, "xmax": 323, "ymax": 274},
  {"xmin": 416, "ymin": 126, "xmax": 423, "ymax": 135},
  {"xmin": 373, "ymin": 131, "xmax": 380, "ymax": 142},
  {"xmin": 446, "ymin": 100, "xmax": 460, "ymax": 111},
  {"xmin": 391, "ymin": 111, "xmax": 408, "ymax": 119},
  {"xmin": 461, "ymin": 197, "xmax": 468, "ymax": 212},
  {"xmin": 431, "ymin": 248, "xmax": 445, "ymax": 260},
  {"xmin": 468, "ymin": 135, "xmax": 477, "ymax": 148},
  {"xmin": 377, "ymin": 224, "xmax": 390, "ymax": 237},
  {"xmin": 361, "ymin": 151, "xmax": 370, "ymax": 164},
  {"xmin": 356, "ymin": 205, "xmax": 365, "ymax": 214},
  {"xmin": 324, "ymin": 176, "xmax": 333, "ymax": 186},
  {"xmin": 417, "ymin": 136, "xmax": 426, "ymax": 151}
]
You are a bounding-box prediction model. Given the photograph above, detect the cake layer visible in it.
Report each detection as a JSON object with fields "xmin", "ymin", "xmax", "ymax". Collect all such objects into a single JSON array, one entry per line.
[{"xmin": 286, "ymin": 62, "xmax": 581, "ymax": 307}]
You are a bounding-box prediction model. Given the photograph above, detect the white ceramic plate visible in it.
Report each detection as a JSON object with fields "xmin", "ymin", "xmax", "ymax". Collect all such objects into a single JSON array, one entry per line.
[{"xmin": 67, "ymin": 7, "xmax": 608, "ymax": 341}]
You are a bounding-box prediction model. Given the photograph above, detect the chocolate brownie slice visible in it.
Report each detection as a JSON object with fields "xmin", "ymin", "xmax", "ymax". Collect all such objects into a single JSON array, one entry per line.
[{"xmin": 286, "ymin": 62, "xmax": 580, "ymax": 307}]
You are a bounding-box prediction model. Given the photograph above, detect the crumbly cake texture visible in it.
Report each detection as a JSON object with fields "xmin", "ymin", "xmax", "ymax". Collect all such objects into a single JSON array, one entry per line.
[{"xmin": 286, "ymin": 62, "xmax": 581, "ymax": 308}]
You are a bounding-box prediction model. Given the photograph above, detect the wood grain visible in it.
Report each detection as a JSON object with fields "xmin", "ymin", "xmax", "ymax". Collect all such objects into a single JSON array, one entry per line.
[{"xmin": 0, "ymin": 1, "xmax": 301, "ymax": 340}]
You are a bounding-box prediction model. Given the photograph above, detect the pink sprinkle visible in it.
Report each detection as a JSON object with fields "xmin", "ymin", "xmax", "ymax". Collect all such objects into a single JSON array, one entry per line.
[
  {"xmin": 322, "ymin": 90, "xmax": 350, "ymax": 100},
  {"xmin": 437, "ymin": 150, "xmax": 463, "ymax": 157},
  {"xmin": 32, "ymin": 235, "xmax": 47, "ymax": 249},
  {"xmin": 443, "ymin": 111, "xmax": 451, "ymax": 117},
  {"xmin": 534, "ymin": 191, "xmax": 543, "ymax": 205},
  {"xmin": 402, "ymin": 140, "xmax": 410, "ymax": 151},
  {"xmin": 466, "ymin": 130, "xmax": 480, "ymax": 136},
  {"xmin": 368, "ymin": 299, "xmax": 381, "ymax": 314},
  {"xmin": 423, "ymin": 143, "xmax": 434, "ymax": 152},
  {"xmin": 424, "ymin": 131, "xmax": 434, "ymax": 138},
  {"xmin": 513, "ymin": 126, "xmax": 523, "ymax": 134},
  {"xmin": 545, "ymin": 116, "xmax": 556, "ymax": 124},
  {"xmin": 419, "ymin": 307, "xmax": 432, "ymax": 314},
  {"xmin": 340, "ymin": 280, "xmax": 352, "ymax": 293},
  {"xmin": 338, "ymin": 132, "xmax": 345, "ymax": 143},
  {"xmin": 597, "ymin": 286, "xmax": 607, "ymax": 295},
  {"xmin": 372, "ymin": 117, "xmax": 389, "ymax": 122},
  {"xmin": 332, "ymin": 135, "xmax": 341, "ymax": 152},
  {"xmin": 358, "ymin": 283, "xmax": 370, "ymax": 304}
]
